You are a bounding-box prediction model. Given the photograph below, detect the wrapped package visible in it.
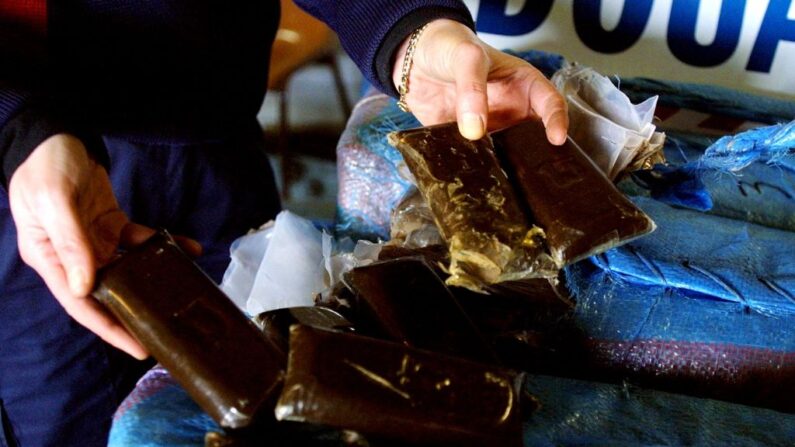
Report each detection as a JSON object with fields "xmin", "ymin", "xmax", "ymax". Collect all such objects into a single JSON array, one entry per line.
[
  {"xmin": 93, "ymin": 231, "xmax": 286, "ymax": 429},
  {"xmin": 492, "ymin": 119, "xmax": 656, "ymax": 266},
  {"xmin": 388, "ymin": 123, "xmax": 556, "ymax": 291},
  {"xmin": 218, "ymin": 221, "xmax": 273, "ymax": 311},
  {"xmin": 552, "ymin": 63, "xmax": 666, "ymax": 180},
  {"xmin": 253, "ymin": 306, "xmax": 355, "ymax": 355},
  {"xmin": 275, "ymin": 325, "xmax": 527, "ymax": 447},
  {"xmin": 343, "ymin": 257, "xmax": 497, "ymax": 363}
]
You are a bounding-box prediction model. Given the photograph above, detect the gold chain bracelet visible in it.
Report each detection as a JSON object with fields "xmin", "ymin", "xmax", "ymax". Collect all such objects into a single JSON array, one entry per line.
[{"xmin": 396, "ymin": 23, "xmax": 429, "ymax": 113}]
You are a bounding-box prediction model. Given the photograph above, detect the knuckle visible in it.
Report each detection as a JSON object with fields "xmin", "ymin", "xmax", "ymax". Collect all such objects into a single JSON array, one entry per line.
[
  {"xmin": 17, "ymin": 244, "xmax": 35, "ymax": 266},
  {"xmin": 467, "ymin": 80, "xmax": 487, "ymax": 94},
  {"xmin": 53, "ymin": 236, "xmax": 84, "ymax": 259},
  {"xmin": 548, "ymin": 96, "xmax": 568, "ymax": 115},
  {"xmin": 16, "ymin": 235, "xmax": 46, "ymax": 265},
  {"xmin": 455, "ymin": 41, "xmax": 487, "ymax": 61},
  {"xmin": 450, "ymin": 41, "xmax": 489, "ymax": 75}
]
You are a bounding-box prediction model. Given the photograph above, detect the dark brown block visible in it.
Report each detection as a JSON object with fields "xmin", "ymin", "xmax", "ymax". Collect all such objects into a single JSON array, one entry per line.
[
  {"xmin": 253, "ymin": 306, "xmax": 355, "ymax": 354},
  {"xmin": 492, "ymin": 119, "xmax": 656, "ymax": 266},
  {"xmin": 93, "ymin": 231, "xmax": 285, "ymax": 429},
  {"xmin": 388, "ymin": 123, "xmax": 555, "ymax": 291},
  {"xmin": 344, "ymin": 257, "xmax": 497, "ymax": 364},
  {"xmin": 275, "ymin": 325, "xmax": 526, "ymax": 447}
]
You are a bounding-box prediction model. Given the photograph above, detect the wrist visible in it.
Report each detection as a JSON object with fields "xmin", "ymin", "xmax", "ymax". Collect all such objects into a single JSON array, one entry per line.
[
  {"xmin": 19, "ymin": 133, "xmax": 92, "ymax": 183},
  {"xmin": 376, "ymin": 7, "xmax": 475, "ymax": 97},
  {"xmin": 391, "ymin": 19, "xmax": 479, "ymax": 92},
  {"xmin": 391, "ymin": 31, "xmax": 413, "ymax": 92},
  {"xmin": 391, "ymin": 19, "xmax": 443, "ymax": 91},
  {"xmin": 394, "ymin": 23, "xmax": 432, "ymax": 112}
]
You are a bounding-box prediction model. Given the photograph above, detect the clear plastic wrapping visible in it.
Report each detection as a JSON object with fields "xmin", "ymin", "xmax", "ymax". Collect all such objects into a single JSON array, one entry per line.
[
  {"xmin": 388, "ymin": 188, "xmax": 444, "ymax": 249},
  {"xmin": 552, "ymin": 63, "xmax": 666, "ymax": 180},
  {"xmin": 93, "ymin": 231, "xmax": 285, "ymax": 429},
  {"xmin": 388, "ymin": 123, "xmax": 556, "ymax": 291},
  {"xmin": 492, "ymin": 120, "xmax": 656, "ymax": 266},
  {"xmin": 275, "ymin": 325, "xmax": 526, "ymax": 447}
]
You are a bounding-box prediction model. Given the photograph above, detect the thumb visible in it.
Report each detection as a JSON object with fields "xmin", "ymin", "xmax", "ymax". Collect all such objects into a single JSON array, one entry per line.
[{"xmin": 452, "ymin": 42, "xmax": 490, "ymax": 140}]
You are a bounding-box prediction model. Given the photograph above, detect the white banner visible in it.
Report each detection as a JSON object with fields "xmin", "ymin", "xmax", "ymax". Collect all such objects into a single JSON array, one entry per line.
[{"xmin": 466, "ymin": 0, "xmax": 795, "ymax": 99}]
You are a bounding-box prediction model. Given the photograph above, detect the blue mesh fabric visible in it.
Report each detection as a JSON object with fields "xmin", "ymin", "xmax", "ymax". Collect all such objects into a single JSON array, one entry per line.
[
  {"xmin": 334, "ymin": 91, "xmax": 420, "ymax": 240},
  {"xmin": 109, "ymin": 366, "xmax": 216, "ymax": 447},
  {"xmin": 110, "ymin": 367, "xmax": 795, "ymax": 446},
  {"xmin": 522, "ymin": 374, "xmax": 795, "ymax": 446},
  {"xmin": 634, "ymin": 122, "xmax": 795, "ymax": 215},
  {"xmin": 591, "ymin": 196, "xmax": 795, "ymax": 317}
]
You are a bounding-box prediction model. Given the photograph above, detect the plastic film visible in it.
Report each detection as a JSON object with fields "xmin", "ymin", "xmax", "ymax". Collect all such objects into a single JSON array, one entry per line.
[
  {"xmin": 388, "ymin": 122, "xmax": 556, "ymax": 291},
  {"xmin": 492, "ymin": 119, "xmax": 656, "ymax": 266},
  {"xmin": 93, "ymin": 231, "xmax": 286, "ymax": 429},
  {"xmin": 275, "ymin": 325, "xmax": 526, "ymax": 447}
]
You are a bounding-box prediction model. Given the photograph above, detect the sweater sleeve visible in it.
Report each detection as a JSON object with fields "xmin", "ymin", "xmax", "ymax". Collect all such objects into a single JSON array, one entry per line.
[
  {"xmin": 0, "ymin": 8, "xmax": 108, "ymax": 189},
  {"xmin": 0, "ymin": 86, "xmax": 67, "ymax": 187},
  {"xmin": 0, "ymin": 91, "xmax": 109, "ymax": 189},
  {"xmin": 293, "ymin": 0, "xmax": 474, "ymax": 97}
]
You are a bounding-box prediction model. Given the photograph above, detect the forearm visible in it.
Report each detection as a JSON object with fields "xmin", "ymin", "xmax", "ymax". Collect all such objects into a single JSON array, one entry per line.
[{"xmin": 293, "ymin": 0, "xmax": 474, "ymax": 95}]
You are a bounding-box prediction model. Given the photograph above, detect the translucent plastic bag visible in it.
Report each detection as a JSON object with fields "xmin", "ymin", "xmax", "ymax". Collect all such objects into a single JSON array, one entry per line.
[{"xmin": 552, "ymin": 63, "xmax": 665, "ymax": 180}]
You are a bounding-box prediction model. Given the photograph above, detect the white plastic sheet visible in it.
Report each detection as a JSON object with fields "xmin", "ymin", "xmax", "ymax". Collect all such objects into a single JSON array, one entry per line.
[
  {"xmin": 552, "ymin": 64, "xmax": 665, "ymax": 180},
  {"xmin": 220, "ymin": 211, "xmax": 381, "ymax": 315},
  {"xmin": 219, "ymin": 221, "xmax": 274, "ymax": 310}
]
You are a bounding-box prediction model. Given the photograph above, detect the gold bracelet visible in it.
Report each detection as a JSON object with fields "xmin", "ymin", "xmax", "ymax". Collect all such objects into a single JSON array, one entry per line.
[{"xmin": 396, "ymin": 23, "xmax": 429, "ymax": 113}]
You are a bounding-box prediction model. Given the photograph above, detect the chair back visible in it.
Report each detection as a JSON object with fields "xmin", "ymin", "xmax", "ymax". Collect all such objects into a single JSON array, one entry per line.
[{"xmin": 268, "ymin": 0, "xmax": 336, "ymax": 90}]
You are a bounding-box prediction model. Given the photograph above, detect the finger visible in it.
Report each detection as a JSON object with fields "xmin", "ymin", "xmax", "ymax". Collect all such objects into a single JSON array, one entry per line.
[
  {"xmin": 174, "ymin": 236, "xmax": 203, "ymax": 257},
  {"xmin": 119, "ymin": 222, "xmax": 203, "ymax": 257},
  {"xmin": 38, "ymin": 193, "xmax": 96, "ymax": 297},
  {"xmin": 544, "ymin": 107, "xmax": 569, "ymax": 146},
  {"xmin": 452, "ymin": 42, "xmax": 490, "ymax": 140},
  {"xmin": 528, "ymin": 76, "xmax": 569, "ymax": 145},
  {"xmin": 119, "ymin": 222, "xmax": 156, "ymax": 247},
  {"xmin": 64, "ymin": 295, "xmax": 149, "ymax": 359}
]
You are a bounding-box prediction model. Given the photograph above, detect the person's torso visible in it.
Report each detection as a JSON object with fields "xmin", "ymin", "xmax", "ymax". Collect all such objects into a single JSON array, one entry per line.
[{"xmin": 6, "ymin": 1, "xmax": 281, "ymax": 138}]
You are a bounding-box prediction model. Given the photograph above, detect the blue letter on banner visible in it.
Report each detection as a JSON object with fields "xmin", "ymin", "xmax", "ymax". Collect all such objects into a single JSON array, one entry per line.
[
  {"xmin": 747, "ymin": 0, "xmax": 795, "ymax": 72},
  {"xmin": 476, "ymin": 0, "xmax": 554, "ymax": 36},
  {"xmin": 573, "ymin": 0, "xmax": 654, "ymax": 53},
  {"xmin": 668, "ymin": 0, "xmax": 745, "ymax": 67}
]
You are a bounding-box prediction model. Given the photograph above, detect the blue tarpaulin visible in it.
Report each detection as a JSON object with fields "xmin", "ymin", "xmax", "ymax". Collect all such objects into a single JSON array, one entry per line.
[{"xmin": 111, "ymin": 51, "xmax": 795, "ymax": 446}]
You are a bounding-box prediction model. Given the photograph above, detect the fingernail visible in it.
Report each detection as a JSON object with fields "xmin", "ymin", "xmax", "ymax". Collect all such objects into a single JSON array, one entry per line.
[
  {"xmin": 68, "ymin": 267, "xmax": 88, "ymax": 295},
  {"xmin": 459, "ymin": 113, "xmax": 484, "ymax": 140},
  {"xmin": 549, "ymin": 129, "xmax": 566, "ymax": 146}
]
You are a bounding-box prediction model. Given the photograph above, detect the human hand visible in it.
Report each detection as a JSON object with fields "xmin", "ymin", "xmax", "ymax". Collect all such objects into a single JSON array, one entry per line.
[
  {"xmin": 392, "ymin": 19, "xmax": 568, "ymax": 144},
  {"xmin": 7, "ymin": 134, "xmax": 198, "ymax": 359}
]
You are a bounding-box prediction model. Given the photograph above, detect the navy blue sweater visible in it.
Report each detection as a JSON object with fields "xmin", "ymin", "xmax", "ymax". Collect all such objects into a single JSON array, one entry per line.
[{"xmin": 0, "ymin": 0, "xmax": 473, "ymax": 187}]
